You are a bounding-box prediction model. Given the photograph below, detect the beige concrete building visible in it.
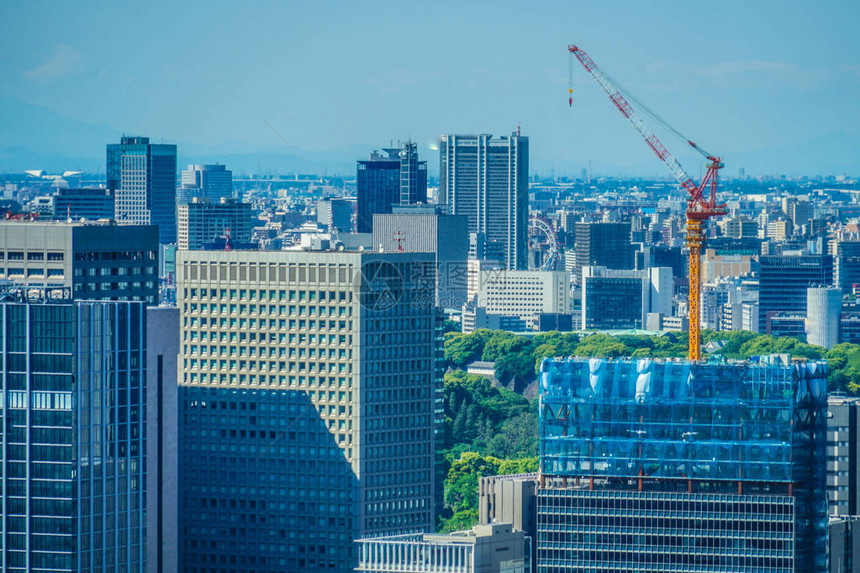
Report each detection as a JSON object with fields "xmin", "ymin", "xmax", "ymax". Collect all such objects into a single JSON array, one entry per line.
[
  {"xmin": 176, "ymin": 249, "xmax": 441, "ymax": 569},
  {"xmin": 702, "ymin": 248, "xmax": 754, "ymax": 284}
]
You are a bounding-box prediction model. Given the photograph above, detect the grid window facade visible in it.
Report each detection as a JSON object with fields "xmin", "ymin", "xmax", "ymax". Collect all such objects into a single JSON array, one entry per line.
[
  {"xmin": 0, "ymin": 300, "xmax": 146, "ymax": 573},
  {"xmin": 176, "ymin": 251, "xmax": 441, "ymax": 572},
  {"xmin": 538, "ymin": 489, "xmax": 795, "ymax": 573}
]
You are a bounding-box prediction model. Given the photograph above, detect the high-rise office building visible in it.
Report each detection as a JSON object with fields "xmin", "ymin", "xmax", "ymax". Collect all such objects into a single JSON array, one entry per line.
[
  {"xmin": 51, "ymin": 188, "xmax": 115, "ymax": 221},
  {"xmin": 835, "ymin": 241, "xmax": 860, "ymax": 294},
  {"xmin": 178, "ymin": 164, "xmax": 233, "ymax": 204},
  {"xmin": 356, "ymin": 142, "xmax": 427, "ymax": 233},
  {"xmin": 0, "ymin": 221, "xmax": 159, "ymax": 304},
  {"xmin": 317, "ymin": 198, "xmax": 354, "ymax": 232},
  {"xmin": 826, "ymin": 396, "xmax": 860, "ymax": 517},
  {"xmin": 0, "ymin": 291, "xmax": 147, "ymax": 572},
  {"xmin": 439, "ymin": 133, "xmax": 529, "ymax": 270},
  {"xmin": 177, "ymin": 197, "xmax": 253, "ymax": 251},
  {"xmin": 759, "ymin": 254, "xmax": 833, "ymax": 333},
  {"xmin": 581, "ymin": 266, "xmax": 672, "ymax": 330},
  {"xmin": 108, "ymin": 136, "xmax": 178, "ymax": 244},
  {"xmin": 573, "ymin": 222, "xmax": 632, "ymax": 282},
  {"xmin": 175, "ymin": 250, "xmax": 441, "ymax": 572},
  {"xmin": 373, "ymin": 206, "xmax": 469, "ymax": 308},
  {"xmin": 538, "ymin": 357, "xmax": 828, "ymax": 573},
  {"xmin": 146, "ymin": 306, "xmax": 180, "ymax": 573}
]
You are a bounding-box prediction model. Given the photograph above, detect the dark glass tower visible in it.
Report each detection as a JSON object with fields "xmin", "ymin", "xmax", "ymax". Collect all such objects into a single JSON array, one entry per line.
[
  {"xmin": 107, "ymin": 136, "xmax": 178, "ymax": 244},
  {"xmin": 0, "ymin": 292, "xmax": 147, "ymax": 572},
  {"xmin": 356, "ymin": 142, "xmax": 427, "ymax": 233},
  {"xmin": 759, "ymin": 254, "xmax": 833, "ymax": 333}
]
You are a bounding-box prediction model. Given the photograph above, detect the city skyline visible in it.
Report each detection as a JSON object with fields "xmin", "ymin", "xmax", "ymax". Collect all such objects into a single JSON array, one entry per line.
[{"xmin": 1, "ymin": 1, "xmax": 859, "ymax": 176}]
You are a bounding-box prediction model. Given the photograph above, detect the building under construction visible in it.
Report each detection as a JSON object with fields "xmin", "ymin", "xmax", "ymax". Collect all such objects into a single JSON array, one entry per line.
[{"xmin": 537, "ymin": 357, "xmax": 828, "ymax": 573}]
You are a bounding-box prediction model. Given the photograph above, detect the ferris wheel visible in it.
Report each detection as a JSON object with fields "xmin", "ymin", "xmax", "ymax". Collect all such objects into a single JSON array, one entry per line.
[{"xmin": 528, "ymin": 215, "xmax": 559, "ymax": 271}]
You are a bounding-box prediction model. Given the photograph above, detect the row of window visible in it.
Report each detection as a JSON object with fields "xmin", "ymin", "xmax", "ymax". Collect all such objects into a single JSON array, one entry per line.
[
  {"xmin": 1, "ymin": 251, "xmax": 64, "ymax": 261},
  {"xmin": 185, "ymin": 287, "xmax": 350, "ymax": 302},
  {"xmin": 1, "ymin": 268, "xmax": 64, "ymax": 278}
]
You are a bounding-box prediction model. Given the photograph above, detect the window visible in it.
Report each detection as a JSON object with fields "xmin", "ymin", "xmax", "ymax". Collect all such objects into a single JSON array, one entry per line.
[
  {"xmin": 47, "ymin": 252, "xmax": 64, "ymax": 261},
  {"xmin": 27, "ymin": 252, "xmax": 44, "ymax": 261}
]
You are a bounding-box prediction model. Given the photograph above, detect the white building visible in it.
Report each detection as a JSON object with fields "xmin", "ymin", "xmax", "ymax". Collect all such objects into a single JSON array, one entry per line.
[
  {"xmin": 356, "ymin": 523, "xmax": 530, "ymax": 573},
  {"xmin": 471, "ymin": 266, "xmax": 570, "ymax": 316},
  {"xmin": 806, "ymin": 287, "xmax": 841, "ymax": 348}
]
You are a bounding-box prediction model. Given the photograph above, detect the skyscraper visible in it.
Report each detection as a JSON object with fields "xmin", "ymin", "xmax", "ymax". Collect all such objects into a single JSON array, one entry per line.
[
  {"xmin": 175, "ymin": 249, "xmax": 441, "ymax": 571},
  {"xmin": 835, "ymin": 241, "xmax": 860, "ymax": 294},
  {"xmin": 439, "ymin": 133, "xmax": 529, "ymax": 270},
  {"xmin": 178, "ymin": 164, "xmax": 233, "ymax": 204},
  {"xmin": 108, "ymin": 136, "xmax": 178, "ymax": 244},
  {"xmin": 356, "ymin": 142, "xmax": 427, "ymax": 233},
  {"xmin": 0, "ymin": 220, "xmax": 159, "ymax": 304},
  {"xmin": 177, "ymin": 197, "xmax": 253, "ymax": 250},
  {"xmin": 580, "ymin": 266, "xmax": 672, "ymax": 330},
  {"xmin": 317, "ymin": 198, "xmax": 354, "ymax": 233},
  {"xmin": 538, "ymin": 357, "xmax": 828, "ymax": 573},
  {"xmin": 51, "ymin": 188, "xmax": 115, "ymax": 221},
  {"xmin": 372, "ymin": 206, "xmax": 469, "ymax": 308},
  {"xmin": 0, "ymin": 290, "xmax": 147, "ymax": 572},
  {"xmin": 573, "ymin": 221, "xmax": 632, "ymax": 282},
  {"xmin": 826, "ymin": 396, "xmax": 860, "ymax": 517},
  {"xmin": 759, "ymin": 254, "xmax": 833, "ymax": 333}
]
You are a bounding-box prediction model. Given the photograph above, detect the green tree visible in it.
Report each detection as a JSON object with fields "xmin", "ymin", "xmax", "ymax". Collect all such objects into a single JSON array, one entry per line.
[
  {"xmin": 574, "ymin": 333, "xmax": 630, "ymax": 358},
  {"xmin": 444, "ymin": 332, "xmax": 485, "ymax": 368}
]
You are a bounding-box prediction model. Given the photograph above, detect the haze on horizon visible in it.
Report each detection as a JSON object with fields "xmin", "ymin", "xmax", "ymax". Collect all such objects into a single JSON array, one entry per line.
[{"xmin": 1, "ymin": 0, "xmax": 859, "ymax": 177}]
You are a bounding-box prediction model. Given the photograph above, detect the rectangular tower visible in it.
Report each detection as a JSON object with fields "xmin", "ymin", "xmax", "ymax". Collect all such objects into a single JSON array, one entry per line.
[
  {"xmin": 759, "ymin": 254, "xmax": 833, "ymax": 333},
  {"xmin": 108, "ymin": 136, "xmax": 178, "ymax": 244},
  {"xmin": 537, "ymin": 357, "xmax": 828, "ymax": 573},
  {"xmin": 0, "ymin": 221, "xmax": 159, "ymax": 304},
  {"xmin": 356, "ymin": 143, "xmax": 428, "ymax": 233},
  {"xmin": 573, "ymin": 221, "xmax": 632, "ymax": 282},
  {"xmin": 178, "ymin": 163, "xmax": 233, "ymax": 204},
  {"xmin": 439, "ymin": 133, "xmax": 528, "ymax": 270},
  {"xmin": 0, "ymin": 292, "xmax": 146, "ymax": 572},
  {"xmin": 177, "ymin": 197, "xmax": 253, "ymax": 250},
  {"xmin": 175, "ymin": 250, "xmax": 441, "ymax": 572},
  {"xmin": 372, "ymin": 206, "xmax": 469, "ymax": 308}
]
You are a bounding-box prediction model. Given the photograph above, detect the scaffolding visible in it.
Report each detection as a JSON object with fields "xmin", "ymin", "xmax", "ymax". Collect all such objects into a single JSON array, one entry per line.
[
  {"xmin": 538, "ymin": 357, "xmax": 829, "ymax": 571},
  {"xmin": 539, "ymin": 358, "xmax": 827, "ymax": 485}
]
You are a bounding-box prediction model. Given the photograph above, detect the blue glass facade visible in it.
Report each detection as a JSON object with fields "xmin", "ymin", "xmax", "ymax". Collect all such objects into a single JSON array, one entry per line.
[
  {"xmin": 356, "ymin": 145, "xmax": 427, "ymax": 233},
  {"xmin": 537, "ymin": 358, "xmax": 828, "ymax": 572},
  {"xmin": 107, "ymin": 136, "xmax": 178, "ymax": 244},
  {"xmin": 179, "ymin": 386, "xmax": 358, "ymax": 572},
  {"xmin": 0, "ymin": 299, "xmax": 147, "ymax": 572}
]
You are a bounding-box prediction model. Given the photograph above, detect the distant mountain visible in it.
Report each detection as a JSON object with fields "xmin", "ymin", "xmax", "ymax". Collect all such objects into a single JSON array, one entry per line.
[
  {"xmin": 0, "ymin": 97, "xmax": 119, "ymax": 172},
  {"xmin": 727, "ymin": 131, "xmax": 860, "ymax": 177},
  {"xmin": 1, "ymin": 96, "xmax": 856, "ymax": 177}
]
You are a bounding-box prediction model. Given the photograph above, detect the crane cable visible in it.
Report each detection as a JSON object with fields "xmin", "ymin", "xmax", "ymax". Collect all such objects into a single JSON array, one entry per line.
[{"xmin": 571, "ymin": 52, "xmax": 714, "ymax": 160}]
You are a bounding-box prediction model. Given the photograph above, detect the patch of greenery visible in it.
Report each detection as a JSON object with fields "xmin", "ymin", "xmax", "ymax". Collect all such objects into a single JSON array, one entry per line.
[
  {"xmin": 437, "ymin": 452, "xmax": 538, "ymax": 533},
  {"xmin": 436, "ymin": 328, "xmax": 860, "ymax": 533}
]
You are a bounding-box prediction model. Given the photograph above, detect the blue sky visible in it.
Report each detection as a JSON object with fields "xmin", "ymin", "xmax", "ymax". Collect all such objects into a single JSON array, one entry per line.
[{"xmin": 2, "ymin": 0, "xmax": 859, "ymax": 176}]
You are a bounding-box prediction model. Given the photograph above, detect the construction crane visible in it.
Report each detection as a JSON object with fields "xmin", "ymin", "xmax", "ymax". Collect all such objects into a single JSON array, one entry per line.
[{"xmin": 568, "ymin": 44, "xmax": 726, "ymax": 361}]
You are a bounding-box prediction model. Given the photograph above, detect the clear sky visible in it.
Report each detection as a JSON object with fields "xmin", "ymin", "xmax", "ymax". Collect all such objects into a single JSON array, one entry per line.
[{"xmin": 2, "ymin": 0, "xmax": 859, "ymax": 176}]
